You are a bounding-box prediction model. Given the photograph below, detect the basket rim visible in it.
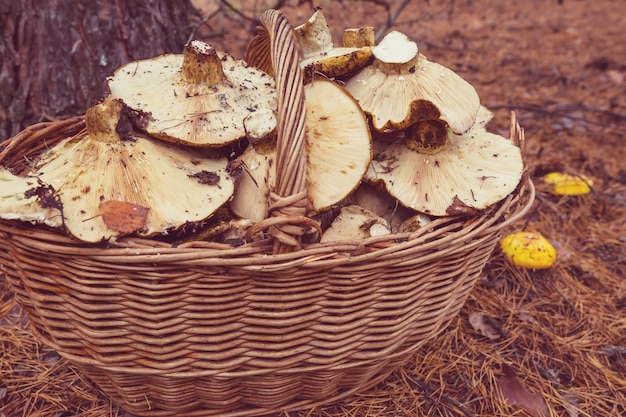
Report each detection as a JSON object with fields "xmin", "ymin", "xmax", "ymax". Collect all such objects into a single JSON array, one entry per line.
[{"xmin": 0, "ymin": 175, "xmax": 533, "ymax": 267}]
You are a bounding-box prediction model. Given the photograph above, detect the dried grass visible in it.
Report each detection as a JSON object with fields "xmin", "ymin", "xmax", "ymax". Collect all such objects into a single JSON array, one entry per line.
[{"xmin": 1, "ymin": 0, "xmax": 625, "ymax": 416}]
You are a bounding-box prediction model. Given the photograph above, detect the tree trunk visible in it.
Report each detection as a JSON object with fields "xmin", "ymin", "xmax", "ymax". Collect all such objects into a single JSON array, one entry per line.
[{"xmin": 0, "ymin": 0, "xmax": 196, "ymax": 141}]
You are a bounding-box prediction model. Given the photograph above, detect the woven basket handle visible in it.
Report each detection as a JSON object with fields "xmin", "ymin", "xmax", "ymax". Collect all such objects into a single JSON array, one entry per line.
[{"xmin": 245, "ymin": 10, "xmax": 320, "ymax": 254}]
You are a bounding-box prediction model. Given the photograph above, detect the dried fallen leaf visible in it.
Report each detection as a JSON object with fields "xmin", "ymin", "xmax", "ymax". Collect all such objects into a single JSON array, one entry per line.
[
  {"xmin": 468, "ymin": 312, "xmax": 502, "ymax": 340},
  {"xmin": 98, "ymin": 200, "xmax": 150, "ymax": 234},
  {"xmin": 606, "ymin": 69, "xmax": 624, "ymax": 85},
  {"xmin": 497, "ymin": 364, "xmax": 549, "ymax": 417},
  {"xmin": 517, "ymin": 311, "xmax": 540, "ymax": 326},
  {"xmin": 188, "ymin": 170, "xmax": 221, "ymax": 186}
]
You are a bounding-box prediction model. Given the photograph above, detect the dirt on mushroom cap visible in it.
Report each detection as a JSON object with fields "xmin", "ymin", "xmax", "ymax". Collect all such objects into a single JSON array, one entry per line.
[{"xmin": 0, "ymin": 168, "xmax": 63, "ymax": 227}]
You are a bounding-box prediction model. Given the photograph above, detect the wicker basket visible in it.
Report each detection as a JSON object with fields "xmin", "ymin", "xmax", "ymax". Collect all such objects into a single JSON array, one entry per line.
[{"xmin": 0, "ymin": 10, "xmax": 534, "ymax": 417}]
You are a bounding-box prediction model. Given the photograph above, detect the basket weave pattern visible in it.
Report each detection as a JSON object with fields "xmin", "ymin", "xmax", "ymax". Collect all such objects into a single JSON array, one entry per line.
[{"xmin": 0, "ymin": 10, "xmax": 534, "ymax": 417}]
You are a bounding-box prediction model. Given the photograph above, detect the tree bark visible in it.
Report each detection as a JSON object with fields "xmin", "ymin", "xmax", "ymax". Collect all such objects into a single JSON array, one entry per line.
[{"xmin": 0, "ymin": 0, "xmax": 196, "ymax": 141}]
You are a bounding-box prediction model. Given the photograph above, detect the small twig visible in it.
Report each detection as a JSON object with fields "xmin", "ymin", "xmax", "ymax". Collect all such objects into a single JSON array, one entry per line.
[
  {"xmin": 187, "ymin": 8, "xmax": 222, "ymax": 44},
  {"xmin": 402, "ymin": 372, "xmax": 477, "ymax": 417},
  {"xmin": 219, "ymin": 0, "xmax": 260, "ymax": 26},
  {"xmin": 375, "ymin": 0, "xmax": 415, "ymax": 41},
  {"xmin": 551, "ymin": 281, "xmax": 581, "ymax": 322}
]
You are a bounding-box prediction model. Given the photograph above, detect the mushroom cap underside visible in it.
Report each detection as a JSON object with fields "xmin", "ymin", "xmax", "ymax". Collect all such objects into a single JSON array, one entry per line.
[
  {"xmin": 0, "ymin": 167, "xmax": 62, "ymax": 227},
  {"xmin": 320, "ymin": 204, "xmax": 389, "ymax": 243},
  {"xmin": 345, "ymin": 47, "xmax": 480, "ymax": 134},
  {"xmin": 32, "ymin": 134, "xmax": 234, "ymax": 242},
  {"xmin": 366, "ymin": 127, "xmax": 523, "ymax": 216},
  {"xmin": 304, "ymin": 79, "xmax": 372, "ymax": 213}
]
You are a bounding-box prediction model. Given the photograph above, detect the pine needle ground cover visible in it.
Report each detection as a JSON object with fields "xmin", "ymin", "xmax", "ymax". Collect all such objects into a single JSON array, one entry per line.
[{"xmin": 1, "ymin": 1, "xmax": 624, "ymax": 416}]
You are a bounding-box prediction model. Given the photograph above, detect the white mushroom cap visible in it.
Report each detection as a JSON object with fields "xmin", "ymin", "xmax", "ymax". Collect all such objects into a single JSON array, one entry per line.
[
  {"xmin": 230, "ymin": 79, "xmax": 372, "ymax": 221},
  {"xmin": 373, "ymin": 31, "xmax": 418, "ymax": 64},
  {"xmin": 31, "ymin": 98, "xmax": 234, "ymax": 243},
  {"xmin": 0, "ymin": 167, "xmax": 62, "ymax": 227},
  {"xmin": 344, "ymin": 31, "xmax": 480, "ymax": 134},
  {"xmin": 365, "ymin": 120, "xmax": 524, "ymax": 216},
  {"xmin": 106, "ymin": 40, "xmax": 277, "ymax": 147}
]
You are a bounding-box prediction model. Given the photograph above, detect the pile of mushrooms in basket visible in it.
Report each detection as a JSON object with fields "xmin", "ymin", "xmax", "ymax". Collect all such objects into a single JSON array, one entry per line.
[{"xmin": 0, "ymin": 9, "xmax": 523, "ymax": 246}]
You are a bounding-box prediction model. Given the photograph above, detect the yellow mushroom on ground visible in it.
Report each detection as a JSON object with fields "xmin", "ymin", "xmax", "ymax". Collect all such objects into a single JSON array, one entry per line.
[
  {"xmin": 543, "ymin": 172, "xmax": 593, "ymax": 196},
  {"xmin": 500, "ymin": 231, "xmax": 557, "ymax": 269}
]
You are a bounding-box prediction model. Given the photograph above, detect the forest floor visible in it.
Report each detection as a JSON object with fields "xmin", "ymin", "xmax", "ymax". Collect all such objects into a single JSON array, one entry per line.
[{"xmin": 1, "ymin": 0, "xmax": 625, "ymax": 416}]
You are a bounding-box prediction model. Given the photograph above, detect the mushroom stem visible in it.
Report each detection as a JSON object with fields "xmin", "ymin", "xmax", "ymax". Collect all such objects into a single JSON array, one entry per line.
[
  {"xmin": 342, "ymin": 27, "xmax": 375, "ymax": 48},
  {"xmin": 293, "ymin": 9, "xmax": 333, "ymax": 59},
  {"xmin": 85, "ymin": 98, "xmax": 123, "ymax": 143},
  {"xmin": 404, "ymin": 119, "xmax": 453, "ymax": 155},
  {"xmin": 181, "ymin": 40, "xmax": 224, "ymax": 86},
  {"xmin": 373, "ymin": 31, "xmax": 419, "ymax": 75}
]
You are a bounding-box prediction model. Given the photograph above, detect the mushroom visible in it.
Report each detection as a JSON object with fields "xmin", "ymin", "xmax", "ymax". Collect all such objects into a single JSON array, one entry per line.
[
  {"xmin": 320, "ymin": 204, "xmax": 390, "ymax": 243},
  {"xmin": 350, "ymin": 182, "xmax": 415, "ymax": 232},
  {"xmin": 230, "ymin": 78, "xmax": 372, "ymax": 222},
  {"xmin": 105, "ymin": 40, "xmax": 277, "ymax": 147},
  {"xmin": 475, "ymin": 105, "xmax": 495, "ymax": 128},
  {"xmin": 398, "ymin": 212, "xmax": 432, "ymax": 233},
  {"xmin": 304, "ymin": 79, "xmax": 372, "ymax": 212},
  {"xmin": 500, "ymin": 231, "xmax": 557, "ymax": 269},
  {"xmin": 344, "ymin": 30, "xmax": 480, "ymax": 135},
  {"xmin": 365, "ymin": 118, "xmax": 524, "ymax": 216},
  {"xmin": 0, "ymin": 167, "xmax": 62, "ymax": 227},
  {"xmin": 29, "ymin": 98, "xmax": 234, "ymax": 243},
  {"xmin": 342, "ymin": 26, "xmax": 376, "ymax": 48},
  {"xmin": 543, "ymin": 172, "xmax": 593, "ymax": 195},
  {"xmin": 293, "ymin": 9, "xmax": 374, "ymax": 82},
  {"xmin": 228, "ymin": 141, "xmax": 277, "ymax": 223}
]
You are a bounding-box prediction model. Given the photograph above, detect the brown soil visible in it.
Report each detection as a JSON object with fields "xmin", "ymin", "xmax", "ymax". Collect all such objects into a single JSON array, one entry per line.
[{"xmin": 1, "ymin": 1, "xmax": 625, "ymax": 416}]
